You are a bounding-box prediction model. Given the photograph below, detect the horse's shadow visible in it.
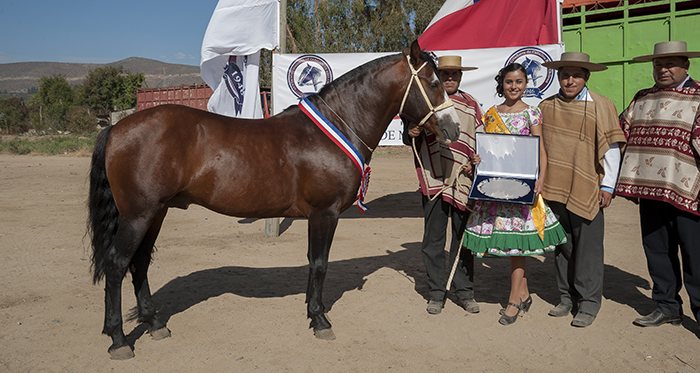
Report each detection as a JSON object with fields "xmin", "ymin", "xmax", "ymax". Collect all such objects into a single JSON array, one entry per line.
[{"xmin": 126, "ymin": 246, "xmax": 426, "ymax": 343}]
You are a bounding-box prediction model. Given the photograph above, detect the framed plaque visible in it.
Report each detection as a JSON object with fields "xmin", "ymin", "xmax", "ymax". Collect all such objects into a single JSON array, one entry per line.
[{"xmin": 468, "ymin": 132, "xmax": 540, "ymax": 205}]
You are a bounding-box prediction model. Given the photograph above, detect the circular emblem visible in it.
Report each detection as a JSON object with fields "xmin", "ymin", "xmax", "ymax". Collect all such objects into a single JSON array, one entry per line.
[
  {"xmin": 505, "ymin": 47, "xmax": 554, "ymax": 99},
  {"xmin": 287, "ymin": 55, "xmax": 333, "ymax": 98}
]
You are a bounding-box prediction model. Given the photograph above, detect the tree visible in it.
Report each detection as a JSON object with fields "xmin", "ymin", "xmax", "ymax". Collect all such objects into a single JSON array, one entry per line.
[
  {"xmin": 285, "ymin": 0, "xmax": 443, "ymax": 54},
  {"xmin": 0, "ymin": 97, "xmax": 30, "ymax": 134},
  {"xmin": 34, "ymin": 74, "xmax": 75, "ymax": 131},
  {"xmin": 79, "ymin": 66, "xmax": 145, "ymax": 115}
]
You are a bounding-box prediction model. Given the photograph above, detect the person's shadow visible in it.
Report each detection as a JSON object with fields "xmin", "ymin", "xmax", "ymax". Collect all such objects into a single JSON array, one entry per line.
[{"xmin": 466, "ymin": 251, "xmax": 698, "ymax": 337}]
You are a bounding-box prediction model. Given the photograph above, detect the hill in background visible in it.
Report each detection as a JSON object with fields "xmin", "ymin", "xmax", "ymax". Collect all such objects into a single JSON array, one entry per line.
[{"xmin": 0, "ymin": 57, "xmax": 204, "ymax": 99}]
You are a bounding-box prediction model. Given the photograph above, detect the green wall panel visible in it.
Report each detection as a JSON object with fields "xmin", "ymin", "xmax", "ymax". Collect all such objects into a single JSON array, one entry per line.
[
  {"xmin": 583, "ymin": 24, "xmax": 624, "ymax": 61},
  {"xmin": 589, "ymin": 64, "xmax": 625, "ymax": 111},
  {"xmin": 627, "ymin": 19, "xmax": 670, "ymax": 58},
  {"xmin": 562, "ymin": 29, "xmax": 581, "ymax": 53},
  {"xmin": 674, "ymin": 14, "xmax": 700, "ymax": 48}
]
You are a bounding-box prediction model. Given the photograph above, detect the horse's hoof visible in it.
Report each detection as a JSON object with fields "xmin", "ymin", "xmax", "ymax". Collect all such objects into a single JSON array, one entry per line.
[
  {"xmin": 314, "ymin": 328, "xmax": 336, "ymax": 340},
  {"xmin": 149, "ymin": 327, "xmax": 171, "ymax": 340},
  {"xmin": 108, "ymin": 345, "xmax": 135, "ymax": 360}
]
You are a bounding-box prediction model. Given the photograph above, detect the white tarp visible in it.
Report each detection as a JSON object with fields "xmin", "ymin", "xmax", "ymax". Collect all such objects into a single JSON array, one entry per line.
[{"xmin": 273, "ymin": 43, "xmax": 565, "ymax": 146}]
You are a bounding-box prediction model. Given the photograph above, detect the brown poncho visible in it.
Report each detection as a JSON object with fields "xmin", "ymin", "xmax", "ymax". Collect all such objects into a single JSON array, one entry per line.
[{"xmin": 539, "ymin": 91, "xmax": 627, "ymax": 221}]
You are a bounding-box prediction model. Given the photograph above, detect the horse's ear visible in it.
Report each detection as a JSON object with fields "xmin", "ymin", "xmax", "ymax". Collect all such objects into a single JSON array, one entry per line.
[{"xmin": 409, "ymin": 40, "xmax": 422, "ymax": 67}]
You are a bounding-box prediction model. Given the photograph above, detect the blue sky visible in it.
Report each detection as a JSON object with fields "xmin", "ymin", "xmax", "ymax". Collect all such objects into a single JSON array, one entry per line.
[{"xmin": 0, "ymin": 0, "xmax": 219, "ymax": 66}]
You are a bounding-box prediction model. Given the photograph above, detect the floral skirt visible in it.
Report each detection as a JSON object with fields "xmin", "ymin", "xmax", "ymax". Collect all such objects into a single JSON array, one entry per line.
[{"xmin": 463, "ymin": 200, "xmax": 567, "ymax": 258}]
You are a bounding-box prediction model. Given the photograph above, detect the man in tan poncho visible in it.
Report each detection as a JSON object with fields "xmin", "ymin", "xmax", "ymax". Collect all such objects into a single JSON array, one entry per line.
[
  {"xmin": 539, "ymin": 52, "xmax": 626, "ymax": 327},
  {"xmin": 403, "ymin": 55, "xmax": 483, "ymax": 315},
  {"xmin": 617, "ymin": 41, "xmax": 700, "ymax": 328}
]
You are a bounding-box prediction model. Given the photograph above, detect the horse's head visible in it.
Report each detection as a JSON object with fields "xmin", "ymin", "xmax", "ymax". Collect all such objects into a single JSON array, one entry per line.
[{"xmin": 399, "ymin": 40, "xmax": 460, "ymax": 144}]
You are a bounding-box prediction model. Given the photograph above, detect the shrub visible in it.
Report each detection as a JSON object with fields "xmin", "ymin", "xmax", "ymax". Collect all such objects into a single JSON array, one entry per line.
[{"xmin": 66, "ymin": 106, "xmax": 98, "ymax": 134}]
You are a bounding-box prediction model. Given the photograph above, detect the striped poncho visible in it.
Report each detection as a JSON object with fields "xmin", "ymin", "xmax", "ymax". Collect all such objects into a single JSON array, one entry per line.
[{"xmin": 409, "ymin": 91, "xmax": 484, "ymax": 211}]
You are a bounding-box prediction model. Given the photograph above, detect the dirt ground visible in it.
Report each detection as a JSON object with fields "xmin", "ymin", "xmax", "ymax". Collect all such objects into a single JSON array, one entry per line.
[{"xmin": 1, "ymin": 148, "xmax": 699, "ymax": 372}]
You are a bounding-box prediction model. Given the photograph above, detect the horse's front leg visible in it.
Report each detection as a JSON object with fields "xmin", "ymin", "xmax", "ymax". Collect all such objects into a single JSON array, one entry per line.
[{"xmin": 306, "ymin": 211, "xmax": 339, "ymax": 340}]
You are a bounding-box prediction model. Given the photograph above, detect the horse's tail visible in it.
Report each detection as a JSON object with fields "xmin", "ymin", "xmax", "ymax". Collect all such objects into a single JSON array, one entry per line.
[{"xmin": 87, "ymin": 125, "xmax": 119, "ymax": 284}]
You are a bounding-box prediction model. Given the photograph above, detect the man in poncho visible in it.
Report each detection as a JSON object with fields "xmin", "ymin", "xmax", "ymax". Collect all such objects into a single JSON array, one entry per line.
[
  {"xmin": 403, "ymin": 55, "xmax": 483, "ymax": 315},
  {"xmin": 539, "ymin": 52, "xmax": 626, "ymax": 327},
  {"xmin": 616, "ymin": 41, "xmax": 700, "ymax": 328}
]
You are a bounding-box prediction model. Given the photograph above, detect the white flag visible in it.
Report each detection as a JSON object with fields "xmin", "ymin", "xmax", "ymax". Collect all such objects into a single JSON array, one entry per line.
[{"xmin": 200, "ymin": 0, "xmax": 279, "ymax": 118}]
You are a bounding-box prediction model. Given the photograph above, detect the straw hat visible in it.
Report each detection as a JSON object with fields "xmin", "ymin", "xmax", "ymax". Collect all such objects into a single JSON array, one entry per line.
[
  {"xmin": 542, "ymin": 52, "xmax": 607, "ymax": 72},
  {"xmin": 633, "ymin": 41, "xmax": 700, "ymax": 62},
  {"xmin": 437, "ymin": 55, "xmax": 477, "ymax": 71}
]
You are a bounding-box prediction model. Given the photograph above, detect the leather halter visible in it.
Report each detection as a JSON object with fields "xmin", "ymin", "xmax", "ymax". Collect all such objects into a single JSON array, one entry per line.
[{"xmin": 398, "ymin": 55, "xmax": 454, "ymax": 127}]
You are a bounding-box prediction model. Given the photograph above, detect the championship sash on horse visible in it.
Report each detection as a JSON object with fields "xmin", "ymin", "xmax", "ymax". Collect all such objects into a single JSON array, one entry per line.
[{"xmin": 299, "ymin": 97, "xmax": 371, "ymax": 212}]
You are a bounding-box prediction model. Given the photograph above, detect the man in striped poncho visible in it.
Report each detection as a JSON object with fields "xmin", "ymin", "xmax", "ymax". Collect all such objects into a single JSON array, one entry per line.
[{"xmin": 403, "ymin": 55, "xmax": 483, "ymax": 315}]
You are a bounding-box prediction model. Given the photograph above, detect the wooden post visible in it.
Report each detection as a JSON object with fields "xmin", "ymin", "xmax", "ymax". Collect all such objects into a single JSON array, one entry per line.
[{"xmin": 264, "ymin": 0, "xmax": 286, "ymax": 238}]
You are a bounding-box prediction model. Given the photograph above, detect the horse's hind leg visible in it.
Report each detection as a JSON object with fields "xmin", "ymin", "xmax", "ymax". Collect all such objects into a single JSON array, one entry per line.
[
  {"xmin": 130, "ymin": 208, "xmax": 170, "ymax": 340},
  {"xmin": 306, "ymin": 212, "xmax": 339, "ymax": 340},
  {"xmin": 102, "ymin": 217, "xmax": 151, "ymax": 360}
]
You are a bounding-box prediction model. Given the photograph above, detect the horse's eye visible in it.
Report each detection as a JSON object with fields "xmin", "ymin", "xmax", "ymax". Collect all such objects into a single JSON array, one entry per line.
[{"xmin": 429, "ymin": 81, "xmax": 438, "ymax": 88}]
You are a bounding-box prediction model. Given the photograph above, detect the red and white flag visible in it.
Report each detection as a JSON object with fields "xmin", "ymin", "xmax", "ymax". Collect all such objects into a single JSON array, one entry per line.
[
  {"xmin": 419, "ymin": 0, "xmax": 559, "ymax": 50},
  {"xmin": 200, "ymin": 0, "xmax": 279, "ymax": 118}
]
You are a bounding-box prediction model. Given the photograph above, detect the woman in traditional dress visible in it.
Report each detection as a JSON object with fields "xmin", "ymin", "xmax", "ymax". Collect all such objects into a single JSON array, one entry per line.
[{"xmin": 463, "ymin": 63, "xmax": 567, "ymax": 325}]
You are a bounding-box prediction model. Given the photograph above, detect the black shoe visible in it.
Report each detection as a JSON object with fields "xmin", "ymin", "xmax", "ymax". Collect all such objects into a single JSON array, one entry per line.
[
  {"xmin": 498, "ymin": 302, "xmax": 522, "ymax": 325},
  {"xmin": 548, "ymin": 303, "xmax": 572, "ymax": 317},
  {"xmin": 520, "ymin": 295, "xmax": 532, "ymax": 313},
  {"xmin": 633, "ymin": 309, "xmax": 682, "ymax": 327},
  {"xmin": 499, "ymin": 295, "xmax": 532, "ymax": 315}
]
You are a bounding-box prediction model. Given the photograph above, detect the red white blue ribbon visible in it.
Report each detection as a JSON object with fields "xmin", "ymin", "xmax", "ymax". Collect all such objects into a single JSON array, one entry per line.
[{"xmin": 299, "ymin": 97, "xmax": 370, "ymax": 212}]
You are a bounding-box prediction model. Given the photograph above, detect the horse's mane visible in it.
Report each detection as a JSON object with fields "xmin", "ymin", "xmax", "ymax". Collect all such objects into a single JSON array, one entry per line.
[{"xmin": 314, "ymin": 49, "xmax": 438, "ymax": 97}]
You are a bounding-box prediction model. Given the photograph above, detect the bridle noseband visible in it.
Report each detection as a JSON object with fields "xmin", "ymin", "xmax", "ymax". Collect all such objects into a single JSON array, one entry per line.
[{"xmin": 398, "ymin": 55, "xmax": 454, "ymax": 127}]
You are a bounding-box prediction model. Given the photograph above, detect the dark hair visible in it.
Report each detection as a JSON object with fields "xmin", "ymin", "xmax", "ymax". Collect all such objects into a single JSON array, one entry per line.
[{"xmin": 495, "ymin": 63, "xmax": 528, "ymax": 97}]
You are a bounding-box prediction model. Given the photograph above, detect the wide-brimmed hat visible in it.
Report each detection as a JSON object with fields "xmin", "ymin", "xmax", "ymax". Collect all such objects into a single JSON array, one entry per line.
[
  {"xmin": 437, "ymin": 55, "xmax": 477, "ymax": 71},
  {"xmin": 542, "ymin": 52, "xmax": 607, "ymax": 72},
  {"xmin": 633, "ymin": 41, "xmax": 700, "ymax": 62}
]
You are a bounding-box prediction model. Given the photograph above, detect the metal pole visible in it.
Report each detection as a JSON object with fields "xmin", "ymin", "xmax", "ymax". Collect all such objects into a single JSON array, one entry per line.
[{"xmin": 264, "ymin": 0, "xmax": 286, "ymax": 238}]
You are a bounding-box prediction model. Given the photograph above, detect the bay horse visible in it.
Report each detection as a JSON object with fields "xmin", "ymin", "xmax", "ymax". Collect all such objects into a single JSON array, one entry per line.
[{"xmin": 88, "ymin": 40, "xmax": 460, "ymax": 360}]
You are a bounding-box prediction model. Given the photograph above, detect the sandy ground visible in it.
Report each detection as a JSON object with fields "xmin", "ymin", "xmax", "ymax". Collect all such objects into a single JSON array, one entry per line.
[{"xmin": 1, "ymin": 148, "xmax": 699, "ymax": 372}]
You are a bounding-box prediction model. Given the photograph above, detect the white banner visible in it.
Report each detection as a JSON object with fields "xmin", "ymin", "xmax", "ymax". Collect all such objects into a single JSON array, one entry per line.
[
  {"xmin": 206, "ymin": 53, "xmax": 263, "ymax": 118},
  {"xmin": 272, "ymin": 43, "xmax": 565, "ymax": 146},
  {"xmin": 201, "ymin": 0, "xmax": 279, "ymax": 119}
]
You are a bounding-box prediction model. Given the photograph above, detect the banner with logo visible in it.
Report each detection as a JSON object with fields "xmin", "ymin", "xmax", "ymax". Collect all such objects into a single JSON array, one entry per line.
[
  {"xmin": 272, "ymin": 43, "xmax": 565, "ymax": 146},
  {"xmin": 201, "ymin": 0, "xmax": 279, "ymax": 118}
]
